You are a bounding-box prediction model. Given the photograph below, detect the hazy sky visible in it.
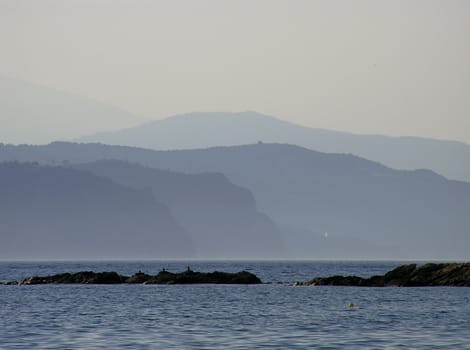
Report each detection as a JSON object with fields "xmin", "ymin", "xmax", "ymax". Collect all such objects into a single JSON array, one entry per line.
[{"xmin": 1, "ymin": 0, "xmax": 470, "ymax": 143}]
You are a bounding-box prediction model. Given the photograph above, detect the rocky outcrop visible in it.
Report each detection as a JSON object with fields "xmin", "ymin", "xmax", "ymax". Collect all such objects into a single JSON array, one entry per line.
[
  {"xmin": 303, "ymin": 263, "xmax": 470, "ymax": 287},
  {"xmin": 8, "ymin": 269, "xmax": 261, "ymax": 285},
  {"xmin": 143, "ymin": 269, "xmax": 261, "ymax": 284},
  {"xmin": 19, "ymin": 271, "xmax": 126, "ymax": 285}
]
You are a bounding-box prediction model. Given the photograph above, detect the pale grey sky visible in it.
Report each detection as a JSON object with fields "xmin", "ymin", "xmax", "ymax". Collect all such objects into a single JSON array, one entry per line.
[{"xmin": 1, "ymin": 0, "xmax": 469, "ymax": 143}]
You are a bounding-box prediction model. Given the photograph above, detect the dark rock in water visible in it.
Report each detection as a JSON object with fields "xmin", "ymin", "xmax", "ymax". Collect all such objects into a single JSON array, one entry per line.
[
  {"xmin": 145, "ymin": 269, "xmax": 261, "ymax": 284},
  {"xmin": 14, "ymin": 269, "xmax": 261, "ymax": 285},
  {"xmin": 2, "ymin": 280, "xmax": 19, "ymax": 285},
  {"xmin": 382, "ymin": 263, "xmax": 416, "ymax": 286},
  {"xmin": 398, "ymin": 263, "xmax": 470, "ymax": 287},
  {"xmin": 20, "ymin": 271, "xmax": 127, "ymax": 285},
  {"xmin": 304, "ymin": 263, "xmax": 470, "ymax": 287},
  {"xmin": 126, "ymin": 272, "xmax": 153, "ymax": 284}
]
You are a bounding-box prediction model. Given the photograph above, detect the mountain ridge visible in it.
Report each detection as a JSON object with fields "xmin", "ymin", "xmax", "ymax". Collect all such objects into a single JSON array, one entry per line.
[
  {"xmin": 0, "ymin": 77, "xmax": 148, "ymax": 144},
  {"xmin": 77, "ymin": 111, "xmax": 470, "ymax": 182},
  {"xmin": 0, "ymin": 162, "xmax": 193, "ymax": 260},
  {"xmin": 73, "ymin": 159, "xmax": 284, "ymax": 258}
]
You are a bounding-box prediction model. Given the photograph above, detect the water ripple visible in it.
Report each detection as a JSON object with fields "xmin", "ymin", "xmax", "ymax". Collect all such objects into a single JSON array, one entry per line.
[{"xmin": 1, "ymin": 261, "xmax": 470, "ymax": 349}]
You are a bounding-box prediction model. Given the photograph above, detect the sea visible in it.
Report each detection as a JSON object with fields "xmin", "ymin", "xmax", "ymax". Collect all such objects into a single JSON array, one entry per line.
[{"xmin": 1, "ymin": 260, "xmax": 469, "ymax": 349}]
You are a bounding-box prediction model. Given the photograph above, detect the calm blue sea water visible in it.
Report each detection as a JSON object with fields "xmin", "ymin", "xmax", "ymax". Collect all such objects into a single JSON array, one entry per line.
[{"xmin": 1, "ymin": 261, "xmax": 470, "ymax": 349}]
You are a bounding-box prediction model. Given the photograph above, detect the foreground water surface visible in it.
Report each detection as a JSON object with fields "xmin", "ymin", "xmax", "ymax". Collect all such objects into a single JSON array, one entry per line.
[{"xmin": 1, "ymin": 261, "xmax": 469, "ymax": 349}]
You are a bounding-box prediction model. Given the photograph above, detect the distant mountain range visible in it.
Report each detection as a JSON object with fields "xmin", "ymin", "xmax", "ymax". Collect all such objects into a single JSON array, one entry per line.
[
  {"xmin": 0, "ymin": 77, "xmax": 147, "ymax": 144},
  {"xmin": 3, "ymin": 77, "xmax": 469, "ymax": 182},
  {"xmin": 77, "ymin": 111, "xmax": 470, "ymax": 183},
  {"xmin": 2, "ymin": 142, "xmax": 469, "ymax": 259},
  {"xmin": 3, "ymin": 79, "xmax": 468, "ymax": 260},
  {"xmin": 0, "ymin": 162, "xmax": 192, "ymax": 260},
  {"xmin": 73, "ymin": 160, "xmax": 283, "ymax": 258},
  {"xmin": 0, "ymin": 160, "xmax": 282, "ymax": 260}
]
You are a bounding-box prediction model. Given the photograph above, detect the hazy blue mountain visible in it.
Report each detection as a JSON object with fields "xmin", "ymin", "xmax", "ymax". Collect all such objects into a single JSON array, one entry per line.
[
  {"xmin": 2, "ymin": 142, "xmax": 469, "ymax": 259},
  {"xmin": 0, "ymin": 162, "xmax": 192, "ymax": 260},
  {"xmin": 78, "ymin": 111, "xmax": 470, "ymax": 182},
  {"xmin": 0, "ymin": 77, "xmax": 147, "ymax": 144},
  {"xmin": 132, "ymin": 143, "xmax": 470, "ymax": 260},
  {"xmin": 73, "ymin": 160, "xmax": 283, "ymax": 258}
]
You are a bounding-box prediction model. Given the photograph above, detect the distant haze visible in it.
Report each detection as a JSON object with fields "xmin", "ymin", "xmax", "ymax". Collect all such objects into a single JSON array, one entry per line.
[{"xmin": 1, "ymin": 0, "xmax": 470, "ymax": 144}]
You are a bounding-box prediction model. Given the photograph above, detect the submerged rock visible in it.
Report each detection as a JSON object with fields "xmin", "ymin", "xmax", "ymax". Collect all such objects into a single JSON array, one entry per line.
[
  {"xmin": 13, "ymin": 269, "xmax": 261, "ymax": 285},
  {"xmin": 304, "ymin": 263, "xmax": 470, "ymax": 287}
]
